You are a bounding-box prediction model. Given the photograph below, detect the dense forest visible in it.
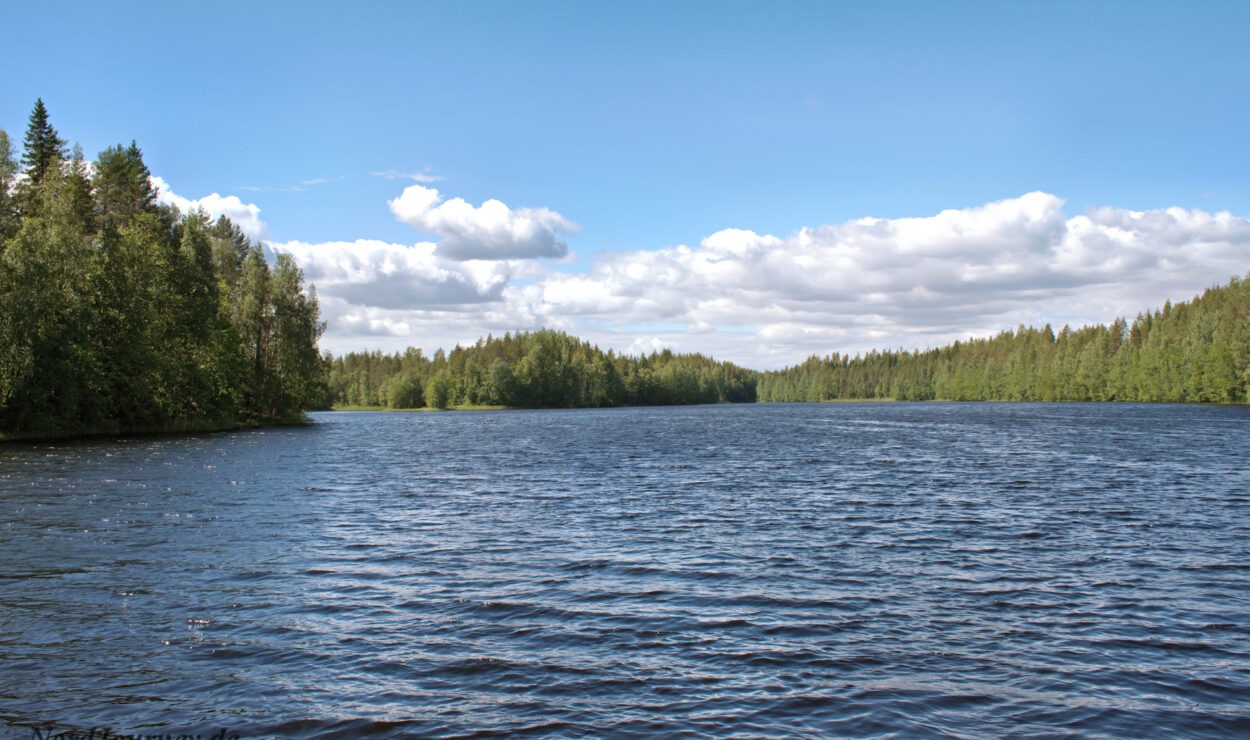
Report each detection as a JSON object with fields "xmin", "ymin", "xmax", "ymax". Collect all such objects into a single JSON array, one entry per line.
[
  {"xmin": 758, "ymin": 275, "xmax": 1250, "ymax": 404},
  {"xmin": 0, "ymin": 100, "xmax": 326, "ymax": 438},
  {"xmin": 326, "ymin": 329, "xmax": 758, "ymax": 409},
  {"xmin": 329, "ymin": 273, "xmax": 1250, "ymax": 410}
]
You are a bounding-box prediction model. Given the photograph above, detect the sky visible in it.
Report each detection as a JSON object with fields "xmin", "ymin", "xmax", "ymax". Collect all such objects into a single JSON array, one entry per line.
[{"xmin": 4, "ymin": 0, "xmax": 1250, "ymax": 368}]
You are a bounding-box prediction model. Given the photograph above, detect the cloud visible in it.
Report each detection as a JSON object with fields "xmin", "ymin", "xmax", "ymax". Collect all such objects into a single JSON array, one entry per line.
[
  {"xmin": 277, "ymin": 190, "xmax": 1250, "ymax": 369},
  {"xmin": 388, "ymin": 184, "xmax": 579, "ymax": 261},
  {"xmin": 628, "ymin": 336, "xmax": 672, "ymax": 355},
  {"xmin": 373, "ymin": 168, "xmax": 444, "ymax": 183},
  {"xmin": 503, "ymin": 192, "xmax": 1250, "ymax": 366},
  {"xmin": 151, "ymin": 176, "xmax": 267, "ymax": 241},
  {"xmin": 269, "ymin": 239, "xmax": 512, "ymax": 311}
]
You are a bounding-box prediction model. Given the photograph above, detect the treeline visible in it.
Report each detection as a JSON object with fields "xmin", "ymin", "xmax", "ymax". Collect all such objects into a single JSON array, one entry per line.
[
  {"xmin": 326, "ymin": 329, "xmax": 758, "ymax": 409},
  {"xmin": 329, "ymin": 273, "xmax": 1250, "ymax": 411},
  {"xmin": 759, "ymin": 274, "xmax": 1250, "ymax": 404},
  {"xmin": 0, "ymin": 100, "xmax": 326, "ymax": 438}
]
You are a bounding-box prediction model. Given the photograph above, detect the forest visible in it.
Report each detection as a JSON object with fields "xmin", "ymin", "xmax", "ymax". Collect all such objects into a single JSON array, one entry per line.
[
  {"xmin": 757, "ymin": 276, "xmax": 1250, "ymax": 404},
  {"xmin": 0, "ymin": 100, "xmax": 327, "ymax": 439},
  {"xmin": 326, "ymin": 330, "xmax": 758, "ymax": 409},
  {"xmin": 328, "ymin": 273, "xmax": 1250, "ymax": 410}
]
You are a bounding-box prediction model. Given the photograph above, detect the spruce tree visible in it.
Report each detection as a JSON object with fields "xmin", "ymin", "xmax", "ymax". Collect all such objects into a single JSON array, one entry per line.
[
  {"xmin": 123, "ymin": 140, "xmax": 156, "ymax": 214},
  {"xmin": 21, "ymin": 98, "xmax": 66, "ymax": 186}
]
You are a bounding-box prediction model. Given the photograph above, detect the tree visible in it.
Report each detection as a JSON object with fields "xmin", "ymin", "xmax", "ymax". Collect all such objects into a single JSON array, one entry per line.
[
  {"xmin": 20, "ymin": 99, "xmax": 66, "ymax": 188},
  {"xmin": 383, "ymin": 371, "xmax": 424, "ymax": 408},
  {"xmin": 425, "ymin": 369, "xmax": 454, "ymax": 409},
  {"xmin": 0, "ymin": 157, "xmax": 99, "ymax": 433},
  {"xmin": 0, "ymin": 128, "xmax": 17, "ymax": 242},
  {"xmin": 64, "ymin": 144, "xmax": 95, "ymax": 235},
  {"xmin": 236, "ymin": 248, "xmax": 275, "ymax": 418},
  {"xmin": 210, "ymin": 215, "xmax": 250, "ymax": 292},
  {"xmin": 270, "ymin": 254, "xmax": 327, "ymax": 418},
  {"xmin": 93, "ymin": 140, "xmax": 157, "ymax": 229},
  {"xmin": 485, "ymin": 358, "xmax": 517, "ymax": 406}
]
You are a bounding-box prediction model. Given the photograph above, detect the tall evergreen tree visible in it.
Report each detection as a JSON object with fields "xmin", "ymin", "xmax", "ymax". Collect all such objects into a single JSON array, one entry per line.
[
  {"xmin": 122, "ymin": 140, "xmax": 156, "ymax": 214},
  {"xmin": 20, "ymin": 98, "xmax": 66, "ymax": 187},
  {"xmin": 65, "ymin": 144, "xmax": 95, "ymax": 235},
  {"xmin": 92, "ymin": 140, "xmax": 157, "ymax": 228}
]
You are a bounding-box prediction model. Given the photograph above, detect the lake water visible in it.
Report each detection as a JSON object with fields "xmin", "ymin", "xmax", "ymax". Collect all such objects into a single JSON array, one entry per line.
[{"xmin": 2, "ymin": 403, "xmax": 1249, "ymax": 738}]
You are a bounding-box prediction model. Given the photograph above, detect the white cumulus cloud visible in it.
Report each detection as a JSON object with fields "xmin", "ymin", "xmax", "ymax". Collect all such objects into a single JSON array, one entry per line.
[
  {"xmin": 388, "ymin": 184, "xmax": 578, "ymax": 261},
  {"xmin": 269, "ymin": 239, "xmax": 513, "ymax": 310},
  {"xmin": 151, "ymin": 176, "xmax": 267, "ymax": 241}
]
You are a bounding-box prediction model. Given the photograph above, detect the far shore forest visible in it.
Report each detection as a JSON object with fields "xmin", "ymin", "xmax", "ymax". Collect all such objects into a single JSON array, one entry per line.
[
  {"xmin": 328, "ymin": 272, "xmax": 1250, "ymax": 410},
  {"xmin": 2, "ymin": 100, "xmax": 1249, "ymax": 439}
]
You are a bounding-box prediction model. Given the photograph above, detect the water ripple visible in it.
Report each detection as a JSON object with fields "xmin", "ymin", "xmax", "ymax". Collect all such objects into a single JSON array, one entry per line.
[{"xmin": 2, "ymin": 403, "xmax": 1249, "ymax": 738}]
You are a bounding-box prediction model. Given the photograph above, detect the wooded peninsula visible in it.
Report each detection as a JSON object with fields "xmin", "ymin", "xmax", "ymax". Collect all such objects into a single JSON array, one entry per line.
[
  {"xmin": 0, "ymin": 101, "xmax": 326, "ymax": 439},
  {"xmin": 2, "ymin": 100, "xmax": 1248, "ymax": 440}
]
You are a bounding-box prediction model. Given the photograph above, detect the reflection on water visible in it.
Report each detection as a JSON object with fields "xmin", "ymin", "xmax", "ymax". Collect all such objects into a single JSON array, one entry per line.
[{"xmin": 2, "ymin": 403, "xmax": 1249, "ymax": 737}]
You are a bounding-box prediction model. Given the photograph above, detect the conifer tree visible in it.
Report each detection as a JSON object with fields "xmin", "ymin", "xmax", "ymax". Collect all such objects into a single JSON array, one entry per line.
[
  {"xmin": 20, "ymin": 98, "xmax": 66, "ymax": 187},
  {"xmin": 93, "ymin": 140, "xmax": 157, "ymax": 227},
  {"xmin": 65, "ymin": 144, "xmax": 95, "ymax": 235}
]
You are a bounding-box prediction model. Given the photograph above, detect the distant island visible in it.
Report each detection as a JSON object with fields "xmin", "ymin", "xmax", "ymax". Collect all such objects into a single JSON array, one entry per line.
[{"xmin": 3, "ymin": 100, "xmax": 1247, "ymax": 441}]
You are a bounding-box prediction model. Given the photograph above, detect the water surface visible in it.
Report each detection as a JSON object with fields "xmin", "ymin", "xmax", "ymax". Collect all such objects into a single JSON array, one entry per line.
[{"xmin": 2, "ymin": 403, "xmax": 1249, "ymax": 737}]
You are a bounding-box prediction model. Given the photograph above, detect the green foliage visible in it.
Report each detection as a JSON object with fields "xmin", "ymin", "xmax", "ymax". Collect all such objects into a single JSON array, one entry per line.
[
  {"xmin": 0, "ymin": 130, "xmax": 21, "ymax": 242},
  {"xmin": 0, "ymin": 103, "xmax": 327, "ymax": 438},
  {"xmin": 759, "ymin": 275, "xmax": 1250, "ymax": 405},
  {"xmin": 425, "ymin": 369, "xmax": 454, "ymax": 410},
  {"xmin": 20, "ymin": 98, "xmax": 65, "ymax": 189},
  {"xmin": 326, "ymin": 330, "xmax": 758, "ymax": 410},
  {"xmin": 383, "ymin": 370, "xmax": 425, "ymax": 409},
  {"xmin": 93, "ymin": 140, "xmax": 157, "ymax": 229}
]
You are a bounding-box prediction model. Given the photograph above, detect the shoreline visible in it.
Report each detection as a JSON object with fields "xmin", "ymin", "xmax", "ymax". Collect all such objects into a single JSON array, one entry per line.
[{"xmin": 0, "ymin": 415, "xmax": 314, "ymax": 444}]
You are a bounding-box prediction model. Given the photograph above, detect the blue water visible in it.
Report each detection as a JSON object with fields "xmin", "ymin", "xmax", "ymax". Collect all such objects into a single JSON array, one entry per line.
[{"xmin": 2, "ymin": 403, "xmax": 1249, "ymax": 738}]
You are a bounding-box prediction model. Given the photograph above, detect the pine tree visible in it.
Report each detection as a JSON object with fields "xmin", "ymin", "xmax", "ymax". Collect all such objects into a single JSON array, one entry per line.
[{"xmin": 93, "ymin": 140, "xmax": 157, "ymax": 228}]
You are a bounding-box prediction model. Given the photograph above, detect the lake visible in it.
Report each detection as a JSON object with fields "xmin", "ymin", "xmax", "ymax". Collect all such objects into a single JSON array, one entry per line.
[{"xmin": 2, "ymin": 403, "xmax": 1249, "ymax": 738}]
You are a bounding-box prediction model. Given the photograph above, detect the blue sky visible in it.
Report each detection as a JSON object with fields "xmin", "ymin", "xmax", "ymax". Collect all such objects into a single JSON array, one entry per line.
[{"xmin": 5, "ymin": 1, "xmax": 1250, "ymax": 367}]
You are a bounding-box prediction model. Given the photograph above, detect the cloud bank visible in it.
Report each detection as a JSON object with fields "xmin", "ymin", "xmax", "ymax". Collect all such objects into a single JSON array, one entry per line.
[
  {"xmin": 504, "ymin": 192, "xmax": 1250, "ymax": 366},
  {"xmin": 257, "ymin": 187, "xmax": 1250, "ymax": 368}
]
